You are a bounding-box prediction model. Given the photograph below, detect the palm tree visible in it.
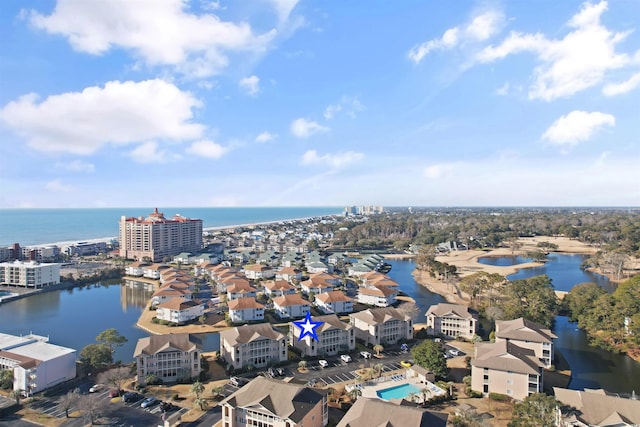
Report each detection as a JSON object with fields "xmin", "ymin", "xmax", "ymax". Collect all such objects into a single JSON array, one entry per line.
[
  {"xmin": 407, "ymin": 392, "xmax": 417, "ymax": 403},
  {"xmin": 373, "ymin": 344, "xmax": 384, "ymax": 357},
  {"xmin": 373, "ymin": 363, "xmax": 384, "ymax": 378},
  {"xmin": 348, "ymin": 388, "xmax": 362, "ymax": 402},
  {"xmin": 193, "ymin": 396, "xmax": 209, "ymax": 411},
  {"xmin": 212, "ymin": 385, "xmax": 224, "ymax": 400},
  {"xmin": 191, "ymin": 381, "xmax": 204, "ymax": 399},
  {"xmin": 8, "ymin": 389, "xmax": 22, "ymax": 405},
  {"xmin": 298, "ymin": 360, "xmax": 307, "ymax": 371}
]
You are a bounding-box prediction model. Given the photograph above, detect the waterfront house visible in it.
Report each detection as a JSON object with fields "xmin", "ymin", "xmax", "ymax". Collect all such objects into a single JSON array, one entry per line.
[
  {"xmin": 0, "ymin": 333, "xmax": 76, "ymax": 396},
  {"xmin": 263, "ymin": 279, "xmax": 297, "ymax": 298},
  {"xmin": 134, "ymin": 333, "xmax": 202, "ymax": 385},
  {"xmin": 156, "ymin": 299, "xmax": 204, "ymax": 324},
  {"xmin": 425, "ymin": 303, "xmax": 478, "ymax": 340},
  {"xmin": 142, "ymin": 263, "xmax": 170, "ymax": 279},
  {"xmin": 337, "ymin": 397, "xmax": 448, "ymax": 427},
  {"xmin": 272, "ymin": 294, "xmax": 310, "ymax": 319},
  {"xmin": 356, "ymin": 285, "xmax": 397, "ymax": 307},
  {"xmin": 124, "ymin": 261, "xmax": 149, "ymax": 277},
  {"xmin": 314, "ymin": 290, "xmax": 354, "ymax": 314},
  {"xmin": 290, "ymin": 314, "xmax": 355, "ymax": 357},
  {"xmin": 300, "ymin": 273, "xmax": 341, "ymax": 295},
  {"xmin": 219, "ymin": 324, "xmax": 288, "ymax": 371},
  {"xmin": 470, "ymin": 341, "xmax": 545, "ymax": 401},
  {"xmin": 0, "ymin": 260, "xmax": 60, "ymax": 288},
  {"xmin": 349, "ymin": 307, "xmax": 413, "ymax": 346},
  {"xmin": 495, "ymin": 317, "xmax": 557, "ymax": 367},
  {"xmin": 228, "ymin": 297, "xmax": 265, "ymax": 323},
  {"xmin": 151, "ymin": 286, "xmax": 193, "ymax": 306},
  {"xmin": 220, "ymin": 377, "xmax": 328, "ymax": 427}
]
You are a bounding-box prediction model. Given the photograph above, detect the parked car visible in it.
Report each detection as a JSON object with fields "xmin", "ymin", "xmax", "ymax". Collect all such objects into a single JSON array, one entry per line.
[
  {"xmin": 318, "ymin": 359, "xmax": 329, "ymax": 368},
  {"xmin": 360, "ymin": 351, "xmax": 372, "ymax": 359},
  {"xmin": 229, "ymin": 376, "xmax": 240, "ymax": 387},
  {"xmin": 160, "ymin": 401, "xmax": 177, "ymax": 413},
  {"xmin": 400, "ymin": 360, "xmax": 412, "ymax": 368},
  {"xmin": 448, "ymin": 349, "xmax": 460, "ymax": 356},
  {"xmin": 122, "ymin": 392, "xmax": 142, "ymax": 403},
  {"xmin": 89, "ymin": 384, "xmax": 103, "ymax": 393},
  {"xmin": 340, "ymin": 354, "xmax": 352, "ymax": 363},
  {"xmin": 109, "ymin": 389, "xmax": 123, "ymax": 398},
  {"xmin": 141, "ymin": 396, "xmax": 159, "ymax": 408},
  {"xmin": 276, "ymin": 367, "xmax": 285, "ymax": 376}
]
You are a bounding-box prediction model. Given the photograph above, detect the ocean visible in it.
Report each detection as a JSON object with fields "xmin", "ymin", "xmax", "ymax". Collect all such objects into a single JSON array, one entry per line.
[{"xmin": 0, "ymin": 207, "xmax": 343, "ymax": 247}]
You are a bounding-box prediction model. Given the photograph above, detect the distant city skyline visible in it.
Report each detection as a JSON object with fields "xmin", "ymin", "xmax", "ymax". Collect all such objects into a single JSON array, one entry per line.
[{"xmin": 1, "ymin": 1, "xmax": 638, "ymax": 208}]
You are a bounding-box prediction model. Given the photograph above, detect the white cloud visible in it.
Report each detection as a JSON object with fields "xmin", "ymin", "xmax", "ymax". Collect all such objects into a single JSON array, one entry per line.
[
  {"xmin": 255, "ymin": 131, "xmax": 276, "ymax": 142},
  {"xmin": 542, "ymin": 110, "xmax": 615, "ymax": 146},
  {"xmin": 45, "ymin": 178, "xmax": 72, "ymax": 192},
  {"xmin": 268, "ymin": 0, "xmax": 300, "ymax": 22},
  {"xmin": 477, "ymin": 1, "xmax": 632, "ymax": 101},
  {"xmin": 0, "ymin": 79, "xmax": 204, "ymax": 155},
  {"xmin": 290, "ymin": 118, "xmax": 329, "ymax": 138},
  {"xmin": 423, "ymin": 163, "xmax": 457, "ymax": 179},
  {"xmin": 27, "ymin": 0, "xmax": 276, "ymax": 77},
  {"xmin": 323, "ymin": 96, "xmax": 365, "ymax": 120},
  {"xmin": 55, "ymin": 160, "xmax": 95, "ymax": 173},
  {"xmin": 239, "ymin": 75, "xmax": 260, "ymax": 95},
  {"xmin": 495, "ymin": 82, "xmax": 510, "ymax": 96},
  {"xmin": 408, "ymin": 10, "xmax": 503, "ymax": 63},
  {"xmin": 301, "ymin": 150, "xmax": 363, "ymax": 169},
  {"xmin": 186, "ymin": 140, "xmax": 227, "ymax": 158},
  {"xmin": 602, "ymin": 72, "xmax": 640, "ymax": 96},
  {"xmin": 129, "ymin": 141, "xmax": 170, "ymax": 163}
]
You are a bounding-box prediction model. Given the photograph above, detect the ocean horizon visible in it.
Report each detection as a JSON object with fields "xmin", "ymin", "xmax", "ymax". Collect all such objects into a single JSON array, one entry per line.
[{"xmin": 0, "ymin": 207, "xmax": 343, "ymax": 247}]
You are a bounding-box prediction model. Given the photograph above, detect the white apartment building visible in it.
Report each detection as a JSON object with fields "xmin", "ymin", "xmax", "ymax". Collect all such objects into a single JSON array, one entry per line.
[
  {"xmin": 134, "ymin": 333, "xmax": 202, "ymax": 385},
  {"xmin": 220, "ymin": 377, "xmax": 328, "ymax": 427},
  {"xmin": 0, "ymin": 333, "xmax": 76, "ymax": 396},
  {"xmin": 228, "ymin": 297, "xmax": 265, "ymax": 323},
  {"xmin": 156, "ymin": 299, "xmax": 205, "ymax": 324},
  {"xmin": 219, "ymin": 324, "xmax": 288, "ymax": 371},
  {"xmin": 0, "ymin": 261, "xmax": 60, "ymax": 288},
  {"xmin": 314, "ymin": 291, "xmax": 353, "ymax": 314},
  {"xmin": 356, "ymin": 286, "xmax": 397, "ymax": 307},
  {"xmin": 495, "ymin": 318, "xmax": 557, "ymax": 367},
  {"xmin": 272, "ymin": 294, "xmax": 310, "ymax": 319},
  {"xmin": 290, "ymin": 314, "xmax": 355, "ymax": 357},
  {"xmin": 349, "ymin": 307, "xmax": 413, "ymax": 346},
  {"xmin": 425, "ymin": 303, "xmax": 478, "ymax": 340},
  {"xmin": 119, "ymin": 208, "xmax": 203, "ymax": 262}
]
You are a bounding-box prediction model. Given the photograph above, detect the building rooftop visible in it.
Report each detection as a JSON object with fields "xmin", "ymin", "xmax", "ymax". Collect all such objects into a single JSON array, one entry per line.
[
  {"xmin": 220, "ymin": 324, "xmax": 284, "ymax": 346},
  {"xmin": 495, "ymin": 317, "xmax": 557, "ymax": 343},
  {"xmin": 134, "ymin": 333, "xmax": 202, "ymax": 357},
  {"xmin": 471, "ymin": 341, "xmax": 544, "ymax": 375},
  {"xmin": 426, "ymin": 303, "xmax": 478, "ymax": 319},
  {"xmin": 336, "ymin": 397, "xmax": 448, "ymax": 427},
  {"xmin": 7, "ymin": 340, "xmax": 76, "ymax": 362},
  {"xmin": 350, "ymin": 307, "xmax": 410, "ymax": 324}
]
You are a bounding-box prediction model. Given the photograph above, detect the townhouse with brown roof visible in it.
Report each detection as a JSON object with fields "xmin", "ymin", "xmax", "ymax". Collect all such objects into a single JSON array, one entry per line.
[
  {"xmin": 220, "ymin": 376, "xmax": 328, "ymax": 427},
  {"xmin": 336, "ymin": 397, "xmax": 448, "ymax": 427},
  {"xmin": 275, "ymin": 266, "xmax": 302, "ymax": 282},
  {"xmin": 243, "ymin": 264, "xmax": 275, "ymax": 280},
  {"xmin": 425, "ymin": 303, "xmax": 478, "ymax": 340},
  {"xmin": 263, "ymin": 279, "xmax": 297, "ymax": 298},
  {"xmin": 470, "ymin": 340, "xmax": 545, "ymax": 400},
  {"xmin": 495, "ymin": 317, "xmax": 557, "ymax": 367},
  {"xmin": 220, "ymin": 324, "xmax": 288, "ymax": 370},
  {"xmin": 273, "ymin": 294, "xmax": 311, "ymax": 319},
  {"xmin": 290, "ymin": 314, "xmax": 355, "ymax": 357},
  {"xmin": 226, "ymin": 280, "xmax": 258, "ymax": 301},
  {"xmin": 314, "ymin": 290, "xmax": 354, "ymax": 314},
  {"xmin": 356, "ymin": 285, "xmax": 398, "ymax": 307},
  {"xmin": 134, "ymin": 333, "xmax": 202, "ymax": 385},
  {"xmin": 300, "ymin": 273, "xmax": 341, "ymax": 295},
  {"xmin": 349, "ymin": 307, "xmax": 413, "ymax": 346},
  {"xmin": 553, "ymin": 387, "xmax": 640, "ymax": 427},
  {"xmin": 228, "ymin": 297, "xmax": 266, "ymax": 323}
]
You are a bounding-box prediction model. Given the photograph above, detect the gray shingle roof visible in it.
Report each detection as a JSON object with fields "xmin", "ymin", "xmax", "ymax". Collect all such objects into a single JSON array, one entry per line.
[
  {"xmin": 336, "ymin": 397, "xmax": 448, "ymax": 427},
  {"xmin": 495, "ymin": 317, "xmax": 557, "ymax": 343}
]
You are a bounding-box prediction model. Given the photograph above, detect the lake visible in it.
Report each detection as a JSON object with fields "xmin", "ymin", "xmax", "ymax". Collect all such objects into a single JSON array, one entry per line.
[{"xmin": 0, "ymin": 281, "xmax": 219, "ymax": 363}]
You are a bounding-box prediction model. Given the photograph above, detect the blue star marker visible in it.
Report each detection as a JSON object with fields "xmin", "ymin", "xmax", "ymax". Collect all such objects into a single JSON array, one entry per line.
[{"xmin": 293, "ymin": 312, "xmax": 323, "ymax": 341}]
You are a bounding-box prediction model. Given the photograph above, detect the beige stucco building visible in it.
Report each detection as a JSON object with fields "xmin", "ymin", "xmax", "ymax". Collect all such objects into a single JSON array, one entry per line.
[
  {"xmin": 349, "ymin": 307, "xmax": 413, "ymax": 346},
  {"xmin": 495, "ymin": 317, "xmax": 557, "ymax": 367},
  {"xmin": 134, "ymin": 333, "xmax": 202, "ymax": 385},
  {"xmin": 220, "ymin": 324, "xmax": 288, "ymax": 371},
  {"xmin": 425, "ymin": 303, "xmax": 478, "ymax": 340},
  {"xmin": 290, "ymin": 314, "xmax": 355, "ymax": 357}
]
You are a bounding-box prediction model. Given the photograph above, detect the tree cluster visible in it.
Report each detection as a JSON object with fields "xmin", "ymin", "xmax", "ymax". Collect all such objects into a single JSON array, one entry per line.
[
  {"xmin": 410, "ymin": 340, "xmax": 449, "ymax": 379},
  {"xmin": 563, "ymin": 275, "xmax": 640, "ymax": 353}
]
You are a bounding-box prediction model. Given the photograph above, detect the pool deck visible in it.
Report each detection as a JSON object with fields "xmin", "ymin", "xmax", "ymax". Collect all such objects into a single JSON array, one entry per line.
[{"xmin": 359, "ymin": 374, "xmax": 446, "ymax": 404}]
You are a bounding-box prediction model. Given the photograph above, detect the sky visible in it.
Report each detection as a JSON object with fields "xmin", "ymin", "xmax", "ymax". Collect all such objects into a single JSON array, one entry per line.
[{"xmin": 0, "ymin": 0, "xmax": 639, "ymax": 208}]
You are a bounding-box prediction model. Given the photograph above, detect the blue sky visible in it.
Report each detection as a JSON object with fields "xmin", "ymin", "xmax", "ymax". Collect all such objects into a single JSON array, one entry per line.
[{"xmin": 1, "ymin": 0, "xmax": 639, "ymax": 208}]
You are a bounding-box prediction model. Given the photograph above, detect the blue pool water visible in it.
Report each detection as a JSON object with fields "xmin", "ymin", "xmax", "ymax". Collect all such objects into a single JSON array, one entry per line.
[{"xmin": 376, "ymin": 383, "xmax": 422, "ymax": 400}]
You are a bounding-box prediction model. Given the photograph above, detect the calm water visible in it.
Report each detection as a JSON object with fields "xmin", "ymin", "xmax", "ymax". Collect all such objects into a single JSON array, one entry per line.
[
  {"xmin": 478, "ymin": 256, "xmax": 531, "ymax": 266},
  {"xmin": 0, "ymin": 207, "xmax": 342, "ymax": 246},
  {"xmin": 507, "ymin": 253, "xmax": 615, "ymax": 292},
  {"xmin": 0, "ymin": 281, "xmax": 219, "ymax": 363},
  {"xmin": 386, "ymin": 259, "xmax": 445, "ymax": 323}
]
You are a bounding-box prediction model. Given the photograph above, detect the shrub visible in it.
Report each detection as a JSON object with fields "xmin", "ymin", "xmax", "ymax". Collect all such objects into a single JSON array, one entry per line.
[
  {"xmin": 172, "ymin": 393, "xmax": 179, "ymax": 401},
  {"xmin": 489, "ymin": 392, "xmax": 511, "ymax": 401},
  {"xmin": 151, "ymin": 317, "xmax": 159, "ymax": 324}
]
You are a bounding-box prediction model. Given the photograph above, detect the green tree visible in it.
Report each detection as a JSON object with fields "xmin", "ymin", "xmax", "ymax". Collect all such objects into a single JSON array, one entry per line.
[
  {"xmin": 508, "ymin": 393, "xmax": 560, "ymax": 427},
  {"xmin": 410, "ymin": 340, "xmax": 448, "ymax": 379},
  {"xmin": 194, "ymin": 396, "xmax": 209, "ymax": 411},
  {"xmin": 373, "ymin": 344, "xmax": 384, "ymax": 357},
  {"xmin": 8, "ymin": 389, "xmax": 22, "ymax": 405},
  {"xmin": 191, "ymin": 381, "xmax": 205, "ymax": 399},
  {"xmin": 502, "ymin": 275, "xmax": 558, "ymax": 328},
  {"xmin": 347, "ymin": 387, "xmax": 362, "ymax": 402},
  {"xmin": 0, "ymin": 369, "xmax": 13, "ymax": 390},
  {"xmin": 564, "ymin": 282, "xmax": 607, "ymax": 322},
  {"xmin": 80, "ymin": 344, "xmax": 113, "ymax": 370},
  {"xmin": 96, "ymin": 328, "xmax": 128, "ymax": 354}
]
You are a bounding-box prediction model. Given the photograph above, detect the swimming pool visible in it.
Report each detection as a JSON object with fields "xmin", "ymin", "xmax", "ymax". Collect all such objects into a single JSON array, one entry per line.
[{"xmin": 376, "ymin": 383, "xmax": 422, "ymax": 400}]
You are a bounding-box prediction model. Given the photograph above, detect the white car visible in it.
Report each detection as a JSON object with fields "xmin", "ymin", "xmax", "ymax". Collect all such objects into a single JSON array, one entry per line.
[
  {"xmin": 449, "ymin": 349, "xmax": 460, "ymax": 356},
  {"xmin": 318, "ymin": 360, "xmax": 328, "ymax": 368},
  {"xmin": 89, "ymin": 384, "xmax": 103, "ymax": 393},
  {"xmin": 360, "ymin": 351, "xmax": 372, "ymax": 359},
  {"xmin": 340, "ymin": 354, "xmax": 352, "ymax": 363}
]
